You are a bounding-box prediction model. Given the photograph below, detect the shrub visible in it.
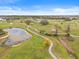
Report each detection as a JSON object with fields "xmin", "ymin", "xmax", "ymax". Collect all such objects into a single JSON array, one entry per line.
[
  {"xmin": 39, "ymin": 30, "xmax": 45, "ymax": 34},
  {"xmin": 44, "ymin": 39, "xmax": 50, "ymax": 46},
  {"xmin": 0, "ymin": 29, "xmax": 6, "ymax": 35}
]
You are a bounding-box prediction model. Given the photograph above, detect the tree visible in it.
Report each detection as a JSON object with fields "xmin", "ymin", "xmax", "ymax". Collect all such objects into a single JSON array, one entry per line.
[
  {"xmin": 65, "ymin": 24, "xmax": 71, "ymax": 37},
  {"xmin": 65, "ymin": 18, "xmax": 72, "ymax": 21},
  {"xmin": 53, "ymin": 24, "xmax": 59, "ymax": 36},
  {"xmin": 40, "ymin": 19, "xmax": 49, "ymax": 25},
  {"xmin": 72, "ymin": 17, "xmax": 78, "ymax": 20},
  {"xmin": 25, "ymin": 20, "xmax": 32, "ymax": 25},
  {"xmin": 20, "ymin": 20, "xmax": 23, "ymax": 23},
  {"xmin": 6, "ymin": 19, "xmax": 11, "ymax": 23}
]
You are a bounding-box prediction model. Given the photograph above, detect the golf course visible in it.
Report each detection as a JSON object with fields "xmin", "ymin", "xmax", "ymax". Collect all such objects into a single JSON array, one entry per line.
[{"xmin": 0, "ymin": 17, "xmax": 79, "ymax": 59}]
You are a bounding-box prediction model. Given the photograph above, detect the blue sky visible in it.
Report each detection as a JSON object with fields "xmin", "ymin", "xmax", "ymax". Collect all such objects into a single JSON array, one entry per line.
[{"xmin": 0, "ymin": 0, "xmax": 79, "ymax": 15}]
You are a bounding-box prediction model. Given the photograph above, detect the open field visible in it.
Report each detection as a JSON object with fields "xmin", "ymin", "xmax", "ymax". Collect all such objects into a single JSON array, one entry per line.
[
  {"xmin": 3, "ymin": 35, "xmax": 52, "ymax": 59},
  {"xmin": 31, "ymin": 20, "xmax": 79, "ymax": 35},
  {"xmin": 0, "ymin": 21, "xmax": 53, "ymax": 59},
  {"xmin": 0, "ymin": 19, "xmax": 79, "ymax": 59},
  {"xmin": 31, "ymin": 20, "xmax": 79, "ymax": 59}
]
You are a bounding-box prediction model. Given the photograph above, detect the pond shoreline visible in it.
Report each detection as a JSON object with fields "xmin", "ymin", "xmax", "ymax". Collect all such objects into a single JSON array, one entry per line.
[
  {"xmin": 0, "ymin": 32, "xmax": 8, "ymax": 38},
  {"xmin": 4, "ymin": 28, "xmax": 32, "ymax": 46},
  {"xmin": 0, "ymin": 32, "xmax": 9, "ymax": 41}
]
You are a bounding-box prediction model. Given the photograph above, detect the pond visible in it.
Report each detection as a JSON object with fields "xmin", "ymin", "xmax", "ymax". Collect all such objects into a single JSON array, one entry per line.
[{"xmin": 4, "ymin": 28, "xmax": 32, "ymax": 46}]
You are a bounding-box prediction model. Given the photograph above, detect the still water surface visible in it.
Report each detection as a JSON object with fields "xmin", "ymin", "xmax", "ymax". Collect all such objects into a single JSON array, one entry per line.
[{"xmin": 4, "ymin": 28, "xmax": 32, "ymax": 46}]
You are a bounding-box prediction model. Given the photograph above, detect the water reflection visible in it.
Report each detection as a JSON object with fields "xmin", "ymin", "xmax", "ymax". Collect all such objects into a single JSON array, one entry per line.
[{"xmin": 4, "ymin": 28, "xmax": 32, "ymax": 46}]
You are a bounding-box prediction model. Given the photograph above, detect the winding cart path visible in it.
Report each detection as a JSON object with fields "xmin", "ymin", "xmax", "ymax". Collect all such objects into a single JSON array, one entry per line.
[{"xmin": 26, "ymin": 27, "xmax": 58, "ymax": 59}]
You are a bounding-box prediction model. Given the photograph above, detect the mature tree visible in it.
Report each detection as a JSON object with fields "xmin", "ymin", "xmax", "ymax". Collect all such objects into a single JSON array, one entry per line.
[
  {"xmin": 6, "ymin": 19, "xmax": 11, "ymax": 23},
  {"xmin": 25, "ymin": 20, "xmax": 32, "ymax": 25},
  {"xmin": 65, "ymin": 24, "xmax": 71, "ymax": 37},
  {"xmin": 20, "ymin": 20, "xmax": 24, "ymax": 23},
  {"xmin": 72, "ymin": 17, "xmax": 78, "ymax": 20},
  {"xmin": 65, "ymin": 18, "xmax": 72, "ymax": 21},
  {"xmin": 40, "ymin": 19, "xmax": 49, "ymax": 25},
  {"xmin": 54, "ymin": 24, "xmax": 59, "ymax": 36}
]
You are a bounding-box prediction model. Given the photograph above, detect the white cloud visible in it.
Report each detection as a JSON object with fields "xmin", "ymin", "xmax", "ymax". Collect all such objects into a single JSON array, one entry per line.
[
  {"xmin": 0, "ymin": 0, "xmax": 19, "ymax": 3},
  {"xmin": 0, "ymin": 6, "xmax": 79, "ymax": 15},
  {"xmin": 52, "ymin": 7, "xmax": 79, "ymax": 15}
]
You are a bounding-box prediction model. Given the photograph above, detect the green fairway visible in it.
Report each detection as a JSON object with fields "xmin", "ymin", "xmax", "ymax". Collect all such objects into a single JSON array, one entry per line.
[
  {"xmin": 48, "ymin": 37, "xmax": 72, "ymax": 59},
  {"xmin": 0, "ymin": 19, "xmax": 79, "ymax": 59},
  {"xmin": 2, "ymin": 35, "xmax": 52, "ymax": 59},
  {"xmin": 0, "ymin": 21, "xmax": 52, "ymax": 59},
  {"xmin": 31, "ymin": 20, "xmax": 79, "ymax": 59}
]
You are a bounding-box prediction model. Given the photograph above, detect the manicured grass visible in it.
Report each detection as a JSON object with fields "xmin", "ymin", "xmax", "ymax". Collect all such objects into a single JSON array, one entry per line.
[
  {"xmin": 0, "ymin": 22, "xmax": 26, "ymax": 29},
  {"xmin": 3, "ymin": 35, "xmax": 52, "ymax": 59},
  {"xmin": 31, "ymin": 20, "xmax": 79, "ymax": 59},
  {"xmin": 0, "ymin": 21, "xmax": 52, "ymax": 59},
  {"xmin": 67, "ymin": 38, "xmax": 79, "ymax": 59},
  {"xmin": 31, "ymin": 20, "xmax": 79, "ymax": 35},
  {"xmin": 48, "ymin": 37, "xmax": 72, "ymax": 59},
  {"xmin": 0, "ymin": 48, "xmax": 4, "ymax": 53},
  {"xmin": 54, "ymin": 42, "xmax": 71, "ymax": 59},
  {"xmin": 0, "ymin": 20, "xmax": 79, "ymax": 59}
]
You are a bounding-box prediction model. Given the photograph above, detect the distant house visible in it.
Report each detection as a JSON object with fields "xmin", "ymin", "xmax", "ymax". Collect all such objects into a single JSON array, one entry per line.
[
  {"xmin": 0, "ymin": 18, "xmax": 3, "ymax": 21},
  {"xmin": 0, "ymin": 18, "xmax": 6, "ymax": 21},
  {"xmin": 0, "ymin": 18, "xmax": 7, "ymax": 23}
]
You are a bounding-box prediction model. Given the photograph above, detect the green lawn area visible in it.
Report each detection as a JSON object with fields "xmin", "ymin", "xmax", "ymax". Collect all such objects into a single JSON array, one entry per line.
[
  {"xmin": 0, "ymin": 22, "xmax": 26, "ymax": 29},
  {"xmin": 0, "ymin": 20, "xmax": 79, "ymax": 59},
  {"xmin": 3, "ymin": 35, "xmax": 52, "ymax": 59},
  {"xmin": 46, "ymin": 36, "xmax": 72, "ymax": 59},
  {"xmin": 68, "ymin": 38, "xmax": 79, "ymax": 59},
  {"xmin": 31, "ymin": 20, "xmax": 79, "ymax": 59},
  {"xmin": 31, "ymin": 20, "xmax": 79, "ymax": 35},
  {"xmin": 0, "ymin": 21, "xmax": 52, "ymax": 59}
]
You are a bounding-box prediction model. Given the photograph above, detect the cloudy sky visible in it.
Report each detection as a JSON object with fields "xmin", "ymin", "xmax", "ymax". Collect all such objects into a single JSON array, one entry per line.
[{"xmin": 0, "ymin": 0, "xmax": 79, "ymax": 15}]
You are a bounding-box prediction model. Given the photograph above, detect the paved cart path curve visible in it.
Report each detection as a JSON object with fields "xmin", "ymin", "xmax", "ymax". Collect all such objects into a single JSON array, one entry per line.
[{"xmin": 26, "ymin": 27, "xmax": 58, "ymax": 59}]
